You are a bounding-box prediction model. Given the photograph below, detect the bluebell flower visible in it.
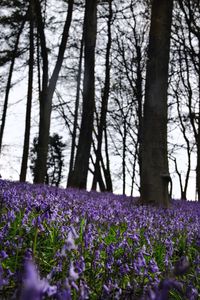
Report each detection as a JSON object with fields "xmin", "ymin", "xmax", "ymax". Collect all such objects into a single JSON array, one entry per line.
[
  {"xmin": 20, "ymin": 260, "xmax": 57, "ymax": 299},
  {"xmin": 69, "ymin": 261, "xmax": 79, "ymax": 281}
]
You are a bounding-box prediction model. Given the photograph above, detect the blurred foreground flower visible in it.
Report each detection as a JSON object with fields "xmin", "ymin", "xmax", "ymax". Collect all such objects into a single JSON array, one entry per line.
[{"xmin": 20, "ymin": 259, "xmax": 57, "ymax": 300}]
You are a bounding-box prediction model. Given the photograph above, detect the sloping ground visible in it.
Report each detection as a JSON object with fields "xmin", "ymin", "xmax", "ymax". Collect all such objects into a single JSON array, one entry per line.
[{"xmin": 0, "ymin": 179, "xmax": 199, "ymax": 299}]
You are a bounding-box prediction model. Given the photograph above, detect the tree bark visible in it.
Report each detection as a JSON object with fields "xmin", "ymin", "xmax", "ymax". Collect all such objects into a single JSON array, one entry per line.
[
  {"xmin": 69, "ymin": 0, "xmax": 97, "ymax": 189},
  {"xmin": 140, "ymin": 0, "xmax": 173, "ymax": 207}
]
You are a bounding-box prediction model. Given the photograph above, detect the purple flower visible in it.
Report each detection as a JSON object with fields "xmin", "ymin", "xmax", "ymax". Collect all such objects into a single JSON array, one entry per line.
[
  {"xmin": 149, "ymin": 259, "xmax": 160, "ymax": 274},
  {"xmin": 20, "ymin": 260, "xmax": 57, "ymax": 299},
  {"xmin": 0, "ymin": 179, "xmax": 200, "ymax": 299},
  {"xmin": 69, "ymin": 262, "xmax": 79, "ymax": 281},
  {"xmin": 62, "ymin": 227, "xmax": 78, "ymax": 255},
  {"xmin": 79, "ymin": 280, "xmax": 89, "ymax": 299},
  {"xmin": 186, "ymin": 285, "xmax": 198, "ymax": 300},
  {"xmin": 0, "ymin": 250, "xmax": 8, "ymax": 260},
  {"xmin": 103, "ymin": 284, "xmax": 110, "ymax": 293},
  {"xmin": 0, "ymin": 264, "xmax": 9, "ymax": 288}
]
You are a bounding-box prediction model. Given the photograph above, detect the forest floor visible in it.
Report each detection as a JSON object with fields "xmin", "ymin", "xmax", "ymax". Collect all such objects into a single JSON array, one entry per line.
[{"xmin": 0, "ymin": 179, "xmax": 199, "ymax": 299}]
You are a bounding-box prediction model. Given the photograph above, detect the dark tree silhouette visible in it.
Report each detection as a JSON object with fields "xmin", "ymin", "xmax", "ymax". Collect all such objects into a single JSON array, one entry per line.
[
  {"xmin": 30, "ymin": 134, "xmax": 66, "ymax": 187},
  {"xmin": 69, "ymin": 0, "xmax": 97, "ymax": 189}
]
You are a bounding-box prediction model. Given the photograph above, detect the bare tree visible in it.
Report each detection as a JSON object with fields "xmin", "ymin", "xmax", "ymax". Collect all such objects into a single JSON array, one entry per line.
[
  {"xmin": 107, "ymin": 0, "xmax": 147, "ymax": 195},
  {"xmin": 171, "ymin": 0, "xmax": 200, "ymax": 200}
]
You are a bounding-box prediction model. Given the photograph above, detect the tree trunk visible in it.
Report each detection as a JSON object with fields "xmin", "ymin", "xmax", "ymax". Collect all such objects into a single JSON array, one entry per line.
[
  {"xmin": 136, "ymin": 44, "xmax": 143, "ymax": 179},
  {"xmin": 34, "ymin": 0, "xmax": 74, "ymax": 183},
  {"xmin": 122, "ymin": 119, "xmax": 127, "ymax": 195},
  {"xmin": 140, "ymin": 0, "xmax": 173, "ymax": 207},
  {"xmin": 196, "ymin": 40, "xmax": 200, "ymax": 201},
  {"xmin": 103, "ymin": 127, "xmax": 113, "ymax": 192},
  {"xmin": 33, "ymin": 0, "xmax": 49, "ymax": 183},
  {"xmin": 67, "ymin": 32, "xmax": 84, "ymax": 187},
  {"xmin": 92, "ymin": 0, "xmax": 112, "ymax": 192},
  {"xmin": 20, "ymin": 4, "xmax": 34, "ymax": 182},
  {"xmin": 69, "ymin": 0, "xmax": 97, "ymax": 189},
  {"xmin": 131, "ymin": 45, "xmax": 143, "ymax": 196}
]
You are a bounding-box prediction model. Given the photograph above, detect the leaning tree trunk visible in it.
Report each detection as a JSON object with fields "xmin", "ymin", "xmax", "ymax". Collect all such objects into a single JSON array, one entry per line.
[
  {"xmin": 140, "ymin": 0, "xmax": 173, "ymax": 207},
  {"xmin": 69, "ymin": 0, "xmax": 97, "ymax": 189},
  {"xmin": 34, "ymin": 0, "xmax": 74, "ymax": 183}
]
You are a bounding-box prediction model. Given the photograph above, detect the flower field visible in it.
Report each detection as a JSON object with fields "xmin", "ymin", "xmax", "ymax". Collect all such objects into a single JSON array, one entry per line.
[{"xmin": 0, "ymin": 179, "xmax": 200, "ymax": 299}]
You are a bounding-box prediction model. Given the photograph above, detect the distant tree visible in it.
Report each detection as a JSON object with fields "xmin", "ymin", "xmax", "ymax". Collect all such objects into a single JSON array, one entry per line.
[
  {"xmin": 140, "ymin": 0, "xmax": 173, "ymax": 206},
  {"xmin": 69, "ymin": 0, "xmax": 97, "ymax": 189},
  {"xmin": 168, "ymin": 0, "xmax": 200, "ymax": 201},
  {"xmin": 30, "ymin": 134, "xmax": 66, "ymax": 187},
  {"xmin": 170, "ymin": 81, "xmax": 193, "ymax": 200},
  {"xmin": 107, "ymin": 0, "xmax": 148, "ymax": 196}
]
